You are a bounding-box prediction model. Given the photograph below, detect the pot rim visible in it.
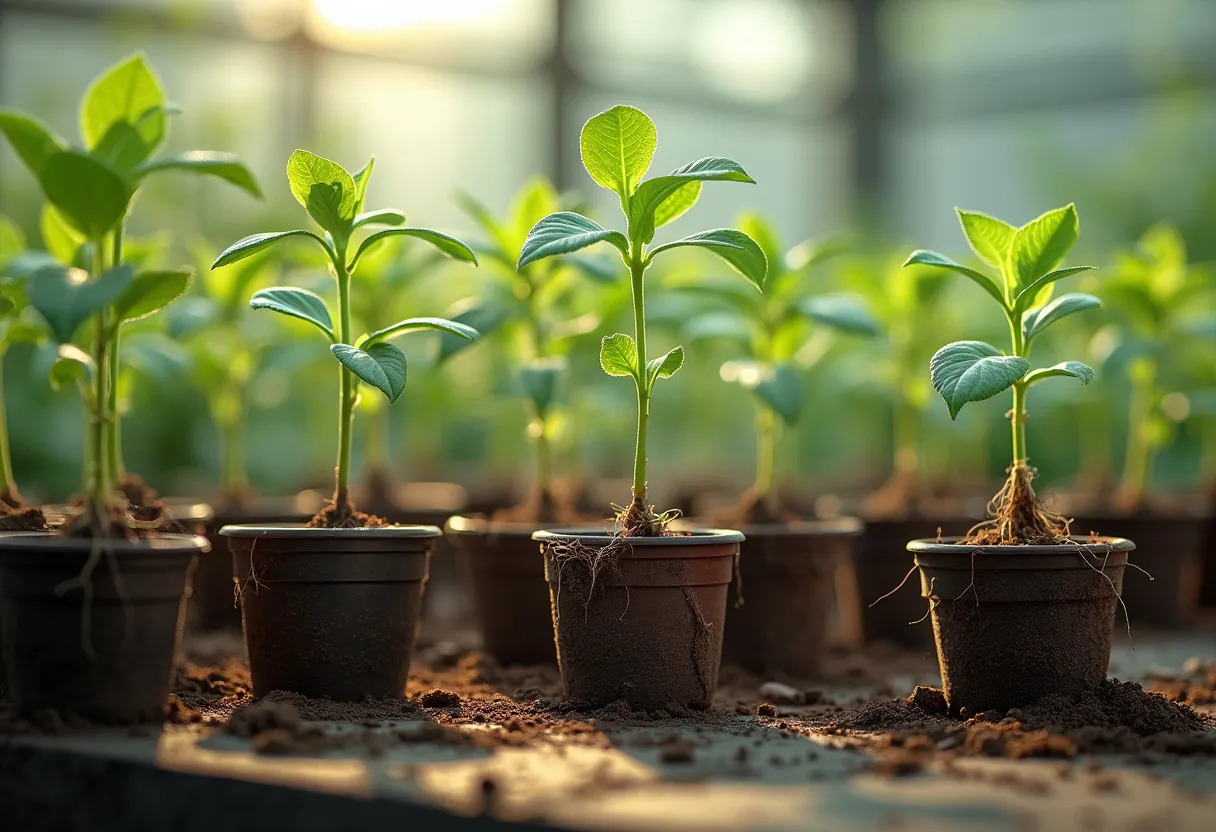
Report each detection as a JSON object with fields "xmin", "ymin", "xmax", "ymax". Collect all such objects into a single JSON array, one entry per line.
[
  {"xmin": 907, "ymin": 535, "xmax": 1135, "ymax": 554},
  {"xmin": 533, "ymin": 527, "xmax": 744, "ymax": 545},
  {"xmin": 0, "ymin": 530, "xmax": 210, "ymax": 553},
  {"xmin": 219, "ymin": 522, "xmax": 442, "ymax": 539}
]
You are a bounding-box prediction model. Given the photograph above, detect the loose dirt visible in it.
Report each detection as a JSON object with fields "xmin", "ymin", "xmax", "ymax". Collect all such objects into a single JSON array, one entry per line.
[{"xmin": 0, "ymin": 506, "xmax": 49, "ymax": 531}]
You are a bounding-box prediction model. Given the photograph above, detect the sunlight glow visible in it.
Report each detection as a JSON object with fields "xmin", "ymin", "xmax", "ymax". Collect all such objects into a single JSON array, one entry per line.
[{"xmin": 310, "ymin": 0, "xmax": 504, "ymax": 33}]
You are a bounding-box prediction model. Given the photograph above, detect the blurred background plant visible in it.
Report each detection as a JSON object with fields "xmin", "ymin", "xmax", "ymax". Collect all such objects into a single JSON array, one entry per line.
[{"xmin": 0, "ymin": 0, "xmax": 1213, "ymax": 506}]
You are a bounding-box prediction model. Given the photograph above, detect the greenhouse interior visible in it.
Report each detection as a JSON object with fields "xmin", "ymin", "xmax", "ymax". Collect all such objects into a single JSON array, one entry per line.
[{"xmin": 1, "ymin": 0, "xmax": 1215, "ymax": 830}]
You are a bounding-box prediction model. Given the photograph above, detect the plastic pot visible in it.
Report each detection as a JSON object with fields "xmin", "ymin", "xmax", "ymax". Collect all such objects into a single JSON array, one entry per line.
[
  {"xmin": 722, "ymin": 518, "xmax": 862, "ymax": 677},
  {"xmin": 446, "ymin": 516, "xmax": 554, "ymax": 665},
  {"xmin": 0, "ymin": 531, "xmax": 206, "ymax": 722},
  {"xmin": 535, "ymin": 528, "xmax": 743, "ymax": 710},
  {"xmin": 908, "ymin": 535, "xmax": 1134, "ymax": 714},
  {"xmin": 220, "ymin": 524, "xmax": 437, "ymax": 699}
]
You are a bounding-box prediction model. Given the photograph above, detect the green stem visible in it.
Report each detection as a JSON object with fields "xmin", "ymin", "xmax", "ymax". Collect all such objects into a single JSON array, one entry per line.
[
  {"xmin": 335, "ymin": 248, "xmax": 355, "ymax": 510},
  {"xmin": 753, "ymin": 404, "xmax": 776, "ymax": 498},
  {"xmin": 106, "ymin": 329, "xmax": 123, "ymax": 482},
  {"xmin": 1119, "ymin": 362, "xmax": 1156, "ymax": 505},
  {"xmin": 1008, "ymin": 313, "xmax": 1028, "ymax": 464},
  {"xmin": 629, "ymin": 256, "xmax": 648, "ymax": 498},
  {"xmin": 0, "ymin": 349, "xmax": 17, "ymax": 503},
  {"xmin": 89, "ymin": 239, "xmax": 111, "ymax": 521}
]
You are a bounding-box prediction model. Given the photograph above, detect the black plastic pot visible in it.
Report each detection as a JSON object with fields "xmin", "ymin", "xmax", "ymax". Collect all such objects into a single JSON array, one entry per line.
[
  {"xmin": 854, "ymin": 514, "xmax": 974, "ymax": 647},
  {"xmin": 446, "ymin": 516, "xmax": 554, "ymax": 665},
  {"xmin": 0, "ymin": 531, "xmax": 206, "ymax": 722},
  {"xmin": 535, "ymin": 528, "xmax": 742, "ymax": 710},
  {"xmin": 220, "ymin": 524, "xmax": 437, "ymax": 699},
  {"xmin": 722, "ymin": 518, "xmax": 862, "ymax": 677},
  {"xmin": 908, "ymin": 536, "xmax": 1134, "ymax": 714}
]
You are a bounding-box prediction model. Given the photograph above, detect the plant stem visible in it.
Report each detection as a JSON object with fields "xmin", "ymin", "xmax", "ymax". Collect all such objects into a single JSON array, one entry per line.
[
  {"xmin": 1118, "ymin": 359, "xmax": 1156, "ymax": 507},
  {"xmin": 89, "ymin": 239, "xmax": 111, "ymax": 523},
  {"xmin": 0, "ymin": 348, "xmax": 17, "ymax": 505},
  {"xmin": 334, "ymin": 248, "xmax": 355, "ymax": 511},
  {"xmin": 1008, "ymin": 313, "xmax": 1028, "ymax": 464},
  {"xmin": 106, "ymin": 227, "xmax": 125, "ymax": 485},
  {"xmin": 629, "ymin": 256, "xmax": 648, "ymax": 498},
  {"xmin": 753, "ymin": 404, "xmax": 776, "ymax": 498}
]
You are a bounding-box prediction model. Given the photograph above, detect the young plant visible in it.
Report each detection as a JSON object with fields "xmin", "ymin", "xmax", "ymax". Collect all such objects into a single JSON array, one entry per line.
[
  {"xmin": 517, "ymin": 105, "xmax": 767, "ymax": 536},
  {"xmin": 212, "ymin": 150, "xmax": 480, "ymax": 527},
  {"xmin": 0, "ymin": 54, "xmax": 261, "ymax": 534},
  {"xmin": 905, "ymin": 204, "xmax": 1100, "ymax": 544},
  {"xmin": 1101, "ymin": 223, "xmax": 1216, "ymax": 512},
  {"xmin": 453, "ymin": 177, "xmax": 615, "ymax": 519},
  {"xmin": 675, "ymin": 214, "xmax": 876, "ymax": 522}
]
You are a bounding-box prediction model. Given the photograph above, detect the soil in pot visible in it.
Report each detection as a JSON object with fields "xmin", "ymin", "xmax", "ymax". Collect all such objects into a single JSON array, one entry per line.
[
  {"xmin": 0, "ymin": 531, "xmax": 206, "ymax": 722},
  {"xmin": 221, "ymin": 524, "xmax": 438, "ymax": 700},
  {"xmin": 908, "ymin": 535, "xmax": 1134, "ymax": 714},
  {"xmin": 536, "ymin": 528, "xmax": 741, "ymax": 710}
]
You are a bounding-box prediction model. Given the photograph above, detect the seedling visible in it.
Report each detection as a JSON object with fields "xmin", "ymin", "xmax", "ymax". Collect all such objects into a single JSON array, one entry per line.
[
  {"xmin": 213, "ymin": 150, "xmax": 480, "ymax": 527},
  {"xmin": 454, "ymin": 177, "xmax": 615, "ymax": 519},
  {"xmin": 0, "ymin": 54, "xmax": 260, "ymax": 534},
  {"xmin": 676, "ymin": 214, "xmax": 876, "ymax": 522},
  {"xmin": 1101, "ymin": 223, "xmax": 1216, "ymax": 512},
  {"xmin": 906, "ymin": 204, "xmax": 1100, "ymax": 544},
  {"xmin": 518, "ymin": 105, "xmax": 767, "ymax": 536}
]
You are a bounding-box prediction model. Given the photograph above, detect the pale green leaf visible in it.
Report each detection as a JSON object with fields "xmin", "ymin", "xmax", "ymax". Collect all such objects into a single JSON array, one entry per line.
[
  {"xmin": 627, "ymin": 157, "xmax": 756, "ymax": 244},
  {"xmin": 353, "ymin": 209, "xmax": 405, "ymax": 228},
  {"xmin": 40, "ymin": 204, "xmax": 87, "ymax": 267},
  {"xmin": 579, "ymin": 105, "xmax": 657, "ymax": 198},
  {"xmin": 286, "ymin": 149, "xmax": 357, "ymax": 232},
  {"xmin": 646, "ymin": 345, "xmax": 684, "ymax": 386},
  {"xmin": 80, "ymin": 54, "xmax": 166, "ymax": 157},
  {"xmin": 599, "ymin": 332, "xmax": 638, "ymax": 378},
  {"xmin": 956, "ymin": 209, "xmax": 1015, "ymax": 270},
  {"xmin": 1011, "ymin": 204, "xmax": 1078, "ymax": 294},
  {"xmin": 652, "ymin": 181, "xmax": 701, "ymax": 229}
]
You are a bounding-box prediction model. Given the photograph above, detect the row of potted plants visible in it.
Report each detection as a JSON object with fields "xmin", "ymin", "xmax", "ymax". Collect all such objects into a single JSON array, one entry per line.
[{"xmin": 0, "ymin": 55, "xmax": 1211, "ymax": 719}]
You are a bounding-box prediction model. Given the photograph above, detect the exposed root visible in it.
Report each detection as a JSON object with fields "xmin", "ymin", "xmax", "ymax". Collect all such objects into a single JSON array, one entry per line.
[
  {"xmin": 306, "ymin": 492, "xmax": 388, "ymax": 529},
  {"xmin": 548, "ymin": 534, "xmax": 629, "ymax": 622},
  {"xmin": 614, "ymin": 489, "xmax": 681, "ymax": 538},
  {"xmin": 963, "ymin": 461, "xmax": 1072, "ymax": 545}
]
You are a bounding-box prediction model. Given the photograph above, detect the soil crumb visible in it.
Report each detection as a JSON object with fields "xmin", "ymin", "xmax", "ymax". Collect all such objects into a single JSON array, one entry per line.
[
  {"xmin": 306, "ymin": 494, "xmax": 388, "ymax": 529},
  {"xmin": 0, "ymin": 506, "xmax": 49, "ymax": 531}
]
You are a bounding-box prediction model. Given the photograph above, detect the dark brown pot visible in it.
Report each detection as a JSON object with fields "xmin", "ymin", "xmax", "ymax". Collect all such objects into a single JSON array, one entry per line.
[
  {"xmin": 1068, "ymin": 510, "xmax": 1207, "ymax": 627},
  {"xmin": 908, "ymin": 536, "xmax": 1133, "ymax": 715},
  {"xmin": 0, "ymin": 531, "xmax": 206, "ymax": 722},
  {"xmin": 445, "ymin": 516, "xmax": 554, "ymax": 665},
  {"xmin": 854, "ymin": 515, "xmax": 974, "ymax": 647},
  {"xmin": 535, "ymin": 528, "xmax": 742, "ymax": 710},
  {"xmin": 723, "ymin": 518, "xmax": 862, "ymax": 677},
  {"xmin": 220, "ymin": 524, "xmax": 437, "ymax": 700}
]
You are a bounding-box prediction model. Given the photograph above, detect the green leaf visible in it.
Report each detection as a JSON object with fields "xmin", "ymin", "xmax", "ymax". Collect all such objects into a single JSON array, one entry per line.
[
  {"xmin": 41, "ymin": 151, "xmax": 130, "ymax": 240},
  {"xmin": 800, "ymin": 294, "xmax": 880, "ymax": 335},
  {"xmin": 80, "ymin": 54, "xmax": 166, "ymax": 159},
  {"xmin": 579, "ymin": 105, "xmax": 657, "ymax": 199},
  {"xmin": 1022, "ymin": 292, "xmax": 1101, "ymax": 341},
  {"xmin": 646, "ymin": 345, "xmax": 684, "ymax": 386},
  {"xmin": 737, "ymin": 213, "xmax": 783, "ymax": 278},
  {"xmin": 517, "ymin": 212, "xmax": 628, "ymax": 270},
  {"xmin": 1011, "ymin": 204, "xmax": 1078, "ymax": 294},
  {"xmin": 1023, "ymin": 361, "xmax": 1095, "ymax": 387},
  {"xmin": 4, "ymin": 319, "xmax": 46, "ymax": 346},
  {"xmin": 0, "ymin": 111, "xmax": 65, "ymax": 177},
  {"xmin": 648, "ymin": 229, "xmax": 767, "ymax": 291},
  {"xmin": 0, "ymin": 297, "xmax": 12, "ymax": 318},
  {"xmin": 930, "ymin": 340, "xmax": 1030, "ymax": 419},
  {"xmin": 250, "ymin": 286, "xmax": 334, "ymax": 340},
  {"xmin": 0, "ymin": 216, "xmax": 23, "ymax": 267},
  {"xmin": 903, "ymin": 249, "xmax": 1006, "ymax": 309},
  {"xmin": 354, "ymin": 209, "xmax": 405, "ymax": 228},
  {"xmin": 599, "ymin": 332, "xmax": 638, "ymax": 378},
  {"xmin": 350, "ymin": 227, "xmax": 477, "ymax": 272},
  {"xmin": 519, "ymin": 358, "xmax": 563, "ymax": 415},
  {"xmin": 331, "ymin": 341, "xmax": 407, "ymax": 403},
  {"xmin": 113, "ymin": 268, "xmax": 193, "ymax": 323},
  {"xmin": 212, "ymin": 229, "xmax": 330, "ymax": 269},
  {"xmin": 365, "ymin": 316, "xmax": 479, "ymax": 345},
  {"xmin": 134, "ymin": 151, "xmax": 262, "ymax": 198},
  {"xmin": 652, "ymin": 182, "xmax": 701, "ymax": 229},
  {"xmin": 286, "ymin": 149, "xmax": 356, "ymax": 233},
  {"xmin": 1013, "ymin": 265, "xmax": 1095, "ymax": 308},
  {"xmin": 627, "ymin": 157, "xmax": 756, "ymax": 245},
  {"xmin": 27, "ymin": 264, "xmax": 134, "ymax": 343},
  {"xmin": 956, "ymin": 209, "xmax": 1015, "ymax": 270},
  {"xmin": 49, "ymin": 343, "xmax": 96, "ymax": 394},
  {"xmin": 352, "ymin": 157, "xmax": 375, "ymax": 213},
  {"xmin": 723, "ymin": 360, "xmax": 804, "ymax": 425},
  {"xmin": 435, "ymin": 302, "xmax": 512, "ymax": 363},
  {"xmin": 40, "ymin": 204, "xmax": 87, "ymax": 267}
]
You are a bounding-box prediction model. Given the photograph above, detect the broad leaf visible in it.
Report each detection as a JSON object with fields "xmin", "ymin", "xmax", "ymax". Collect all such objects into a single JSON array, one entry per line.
[
  {"xmin": 517, "ymin": 212, "xmax": 628, "ymax": 270},
  {"xmin": 80, "ymin": 54, "xmax": 166, "ymax": 159},
  {"xmin": 1011, "ymin": 204, "xmax": 1078, "ymax": 294},
  {"xmin": 519, "ymin": 358, "xmax": 563, "ymax": 415},
  {"xmin": 40, "ymin": 204, "xmax": 87, "ymax": 267},
  {"xmin": 627, "ymin": 157, "xmax": 756, "ymax": 245},
  {"xmin": 1023, "ymin": 361, "xmax": 1095, "ymax": 387},
  {"xmin": 365, "ymin": 316, "xmax": 478, "ymax": 345},
  {"xmin": 212, "ymin": 229, "xmax": 329, "ymax": 269},
  {"xmin": 652, "ymin": 181, "xmax": 701, "ymax": 229},
  {"xmin": 599, "ymin": 332, "xmax": 638, "ymax": 378},
  {"xmin": 1013, "ymin": 265, "xmax": 1095, "ymax": 308},
  {"xmin": 579, "ymin": 105, "xmax": 656, "ymax": 199},
  {"xmin": 354, "ymin": 209, "xmax": 405, "ymax": 228},
  {"xmin": 930, "ymin": 340, "xmax": 1030, "ymax": 419},
  {"xmin": 134, "ymin": 151, "xmax": 262, "ymax": 197},
  {"xmin": 956, "ymin": 209, "xmax": 1015, "ymax": 270},
  {"xmin": 648, "ymin": 229, "xmax": 767, "ymax": 291},
  {"xmin": 114, "ymin": 268, "xmax": 192, "ymax": 323},
  {"xmin": 331, "ymin": 341, "xmax": 407, "ymax": 402},
  {"xmin": 41, "ymin": 151, "xmax": 130, "ymax": 240},
  {"xmin": 350, "ymin": 227, "xmax": 477, "ymax": 271},
  {"xmin": 646, "ymin": 345, "xmax": 684, "ymax": 386},
  {"xmin": 435, "ymin": 302, "xmax": 512, "ymax": 363},
  {"xmin": 27, "ymin": 265, "xmax": 134, "ymax": 343},
  {"xmin": 286, "ymin": 150, "xmax": 356, "ymax": 232},
  {"xmin": 250, "ymin": 286, "xmax": 334, "ymax": 339},
  {"xmin": 800, "ymin": 294, "xmax": 880, "ymax": 336},
  {"xmin": 903, "ymin": 249, "xmax": 1006, "ymax": 309},
  {"xmin": 1022, "ymin": 292, "xmax": 1101, "ymax": 341},
  {"xmin": 49, "ymin": 343, "xmax": 96, "ymax": 394},
  {"xmin": 0, "ymin": 111, "xmax": 64, "ymax": 177}
]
